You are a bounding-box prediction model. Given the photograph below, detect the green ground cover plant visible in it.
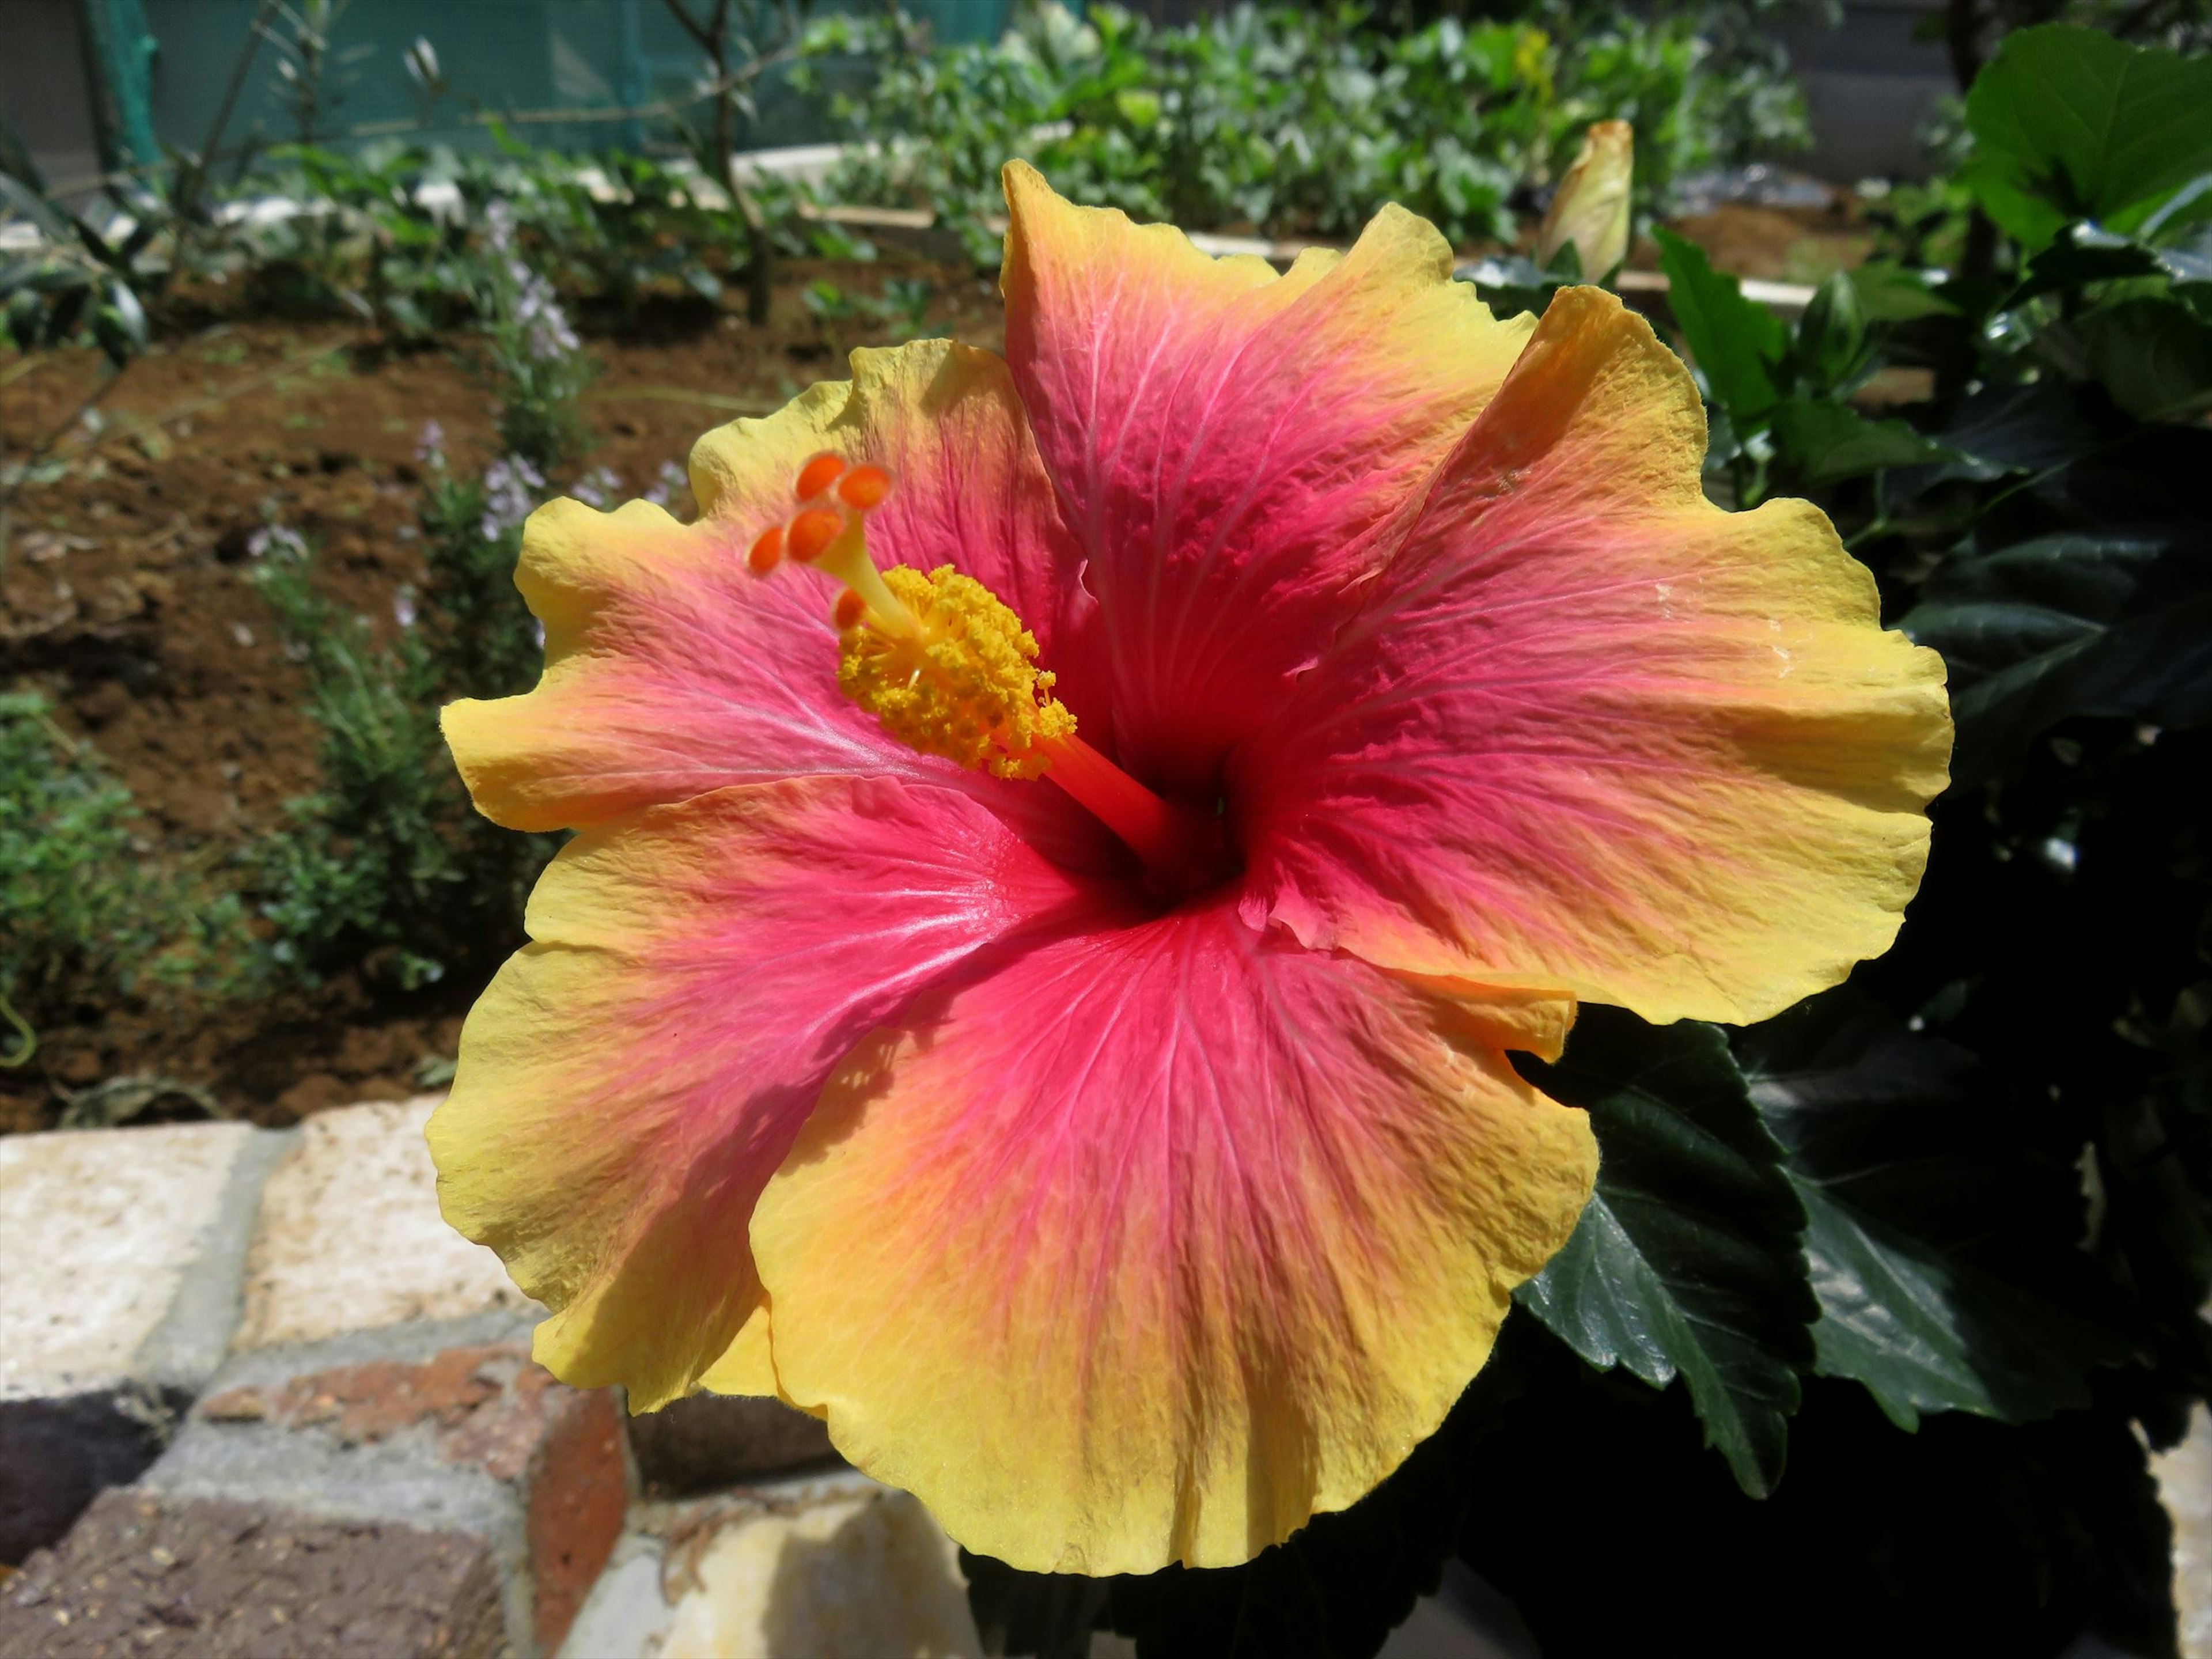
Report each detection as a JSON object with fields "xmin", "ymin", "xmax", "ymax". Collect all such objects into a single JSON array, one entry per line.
[
  {"xmin": 968, "ymin": 23, "xmax": 2211, "ymax": 1659},
  {"xmin": 0, "ymin": 692, "xmax": 253, "ymax": 1064},
  {"xmin": 239, "ymin": 251, "xmax": 590, "ymax": 989}
]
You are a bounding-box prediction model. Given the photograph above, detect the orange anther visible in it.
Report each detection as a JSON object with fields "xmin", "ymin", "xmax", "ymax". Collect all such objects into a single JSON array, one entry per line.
[
  {"xmin": 832, "ymin": 589, "xmax": 868, "ymax": 630},
  {"xmin": 747, "ymin": 524, "xmax": 786, "ymax": 574},
  {"xmin": 836, "ymin": 464, "xmax": 893, "ymax": 512},
  {"xmin": 786, "ymin": 506, "xmax": 844, "ymax": 563},
  {"xmin": 795, "ymin": 453, "xmax": 847, "ymax": 502}
]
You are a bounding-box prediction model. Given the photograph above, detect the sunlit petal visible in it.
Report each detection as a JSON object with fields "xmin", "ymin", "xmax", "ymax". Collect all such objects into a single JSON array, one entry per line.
[{"xmin": 751, "ymin": 900, "xmax": 1594, "ymax": 1573}]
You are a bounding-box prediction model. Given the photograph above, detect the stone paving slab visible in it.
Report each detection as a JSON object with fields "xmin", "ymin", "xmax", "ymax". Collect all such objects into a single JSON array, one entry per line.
[
  {"xmin": 0, "ymin": 1122, "xmax": 284, "ymax": 1561},
  {"xmin": 0, "ymin": 1487, "xmax": 505, "ymax": 1658},
  {"xmin": 149, "ymin": 1317, "xmax": 626, "ymax": 1656},
  {"xmin": 559, "ymin": 1471, "xmax": 984, "ymax": 1659},
  {"xmin": 2, "ymin": 1122, "xmax": 273, "ymax": 1402},
  {"xmin": 2156, "ymin": 1402, "xmax": 2211, "ymax": 1659},
  {"xmin": 8, "ymin": 1100, "xmax": 2206, "ymax": 1659},
  {"xmin": 234, "ymin": 1096, "xmax": 529, "ymax": 1350}
]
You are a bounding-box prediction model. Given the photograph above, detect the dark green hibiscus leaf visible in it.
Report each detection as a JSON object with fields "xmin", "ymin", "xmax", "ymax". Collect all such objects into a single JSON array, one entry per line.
[
  {"xmin": 1848, "ymin": 259, "xmax": 1960, "ymax": 323},
  {"xmin": 1901, "ymin": 527, "xmax": 2212, "ymax": 782},
  {"xmin": 1736, "ymin": 992, "xmax": 2126, "ymax": 1430},
  {"xmin": 2010, "ymin": 222, "xmax": 2212, "ymax": 308},
  {"xmin": 1458, "ymin": 1361, "xmax": 2180, "ymax": 1659},
  {"xmin": 2077, "ymin": 296, "xmax": 2212, "ymax": 423},
  {"xmin": 1964, "ymin": 24, "xmax": 2212, "ymax": 251},
  {"xmin": 1515, "ymin": 1008, "xmax": 1815, "ymax": 1497},
  {"xmin": 1939, "ymin": 381, "xmax": 2100, "ymax": 480},
  {"xmin": 1771, "ymin": 397, "xmax": 1954, "ymax": 485},
  {"xmin": 1454, "ymin": 249, "xmax": 1574, "ymax": 323},
  {"xmin": 1653, "ymin": 227, "xmax": 1792, "ymax": 426}
]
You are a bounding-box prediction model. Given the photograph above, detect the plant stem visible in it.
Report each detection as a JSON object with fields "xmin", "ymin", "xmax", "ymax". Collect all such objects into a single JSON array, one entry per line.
[
  {"xmin": 0, "ymin": 987, "xmax": 35, "ymax": 1069},
  {"xmin": 663, "ymin": 0, "xmax": 778, "ymax": 326},
  {"xmin": 162, "ymin": 0, "xmax": 281, "ymax": 304}
]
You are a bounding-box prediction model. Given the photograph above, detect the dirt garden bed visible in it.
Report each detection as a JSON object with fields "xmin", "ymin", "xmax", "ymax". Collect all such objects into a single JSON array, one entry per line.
[{"xmin": 1, "ymin": 256, "xmax": 1006, "ymax": 1134}]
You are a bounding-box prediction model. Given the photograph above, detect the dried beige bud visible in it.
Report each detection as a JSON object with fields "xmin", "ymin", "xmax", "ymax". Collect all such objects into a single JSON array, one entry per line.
[{"xmin": 1535, "ymin": 120, "xmax": 1634, "ymax": 279}]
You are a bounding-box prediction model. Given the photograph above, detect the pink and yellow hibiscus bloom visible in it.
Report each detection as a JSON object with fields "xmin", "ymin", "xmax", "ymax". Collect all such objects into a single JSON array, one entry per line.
[{"xmin": 429, "ymin": 162, "xmax": 1952, "ymax": 1575}]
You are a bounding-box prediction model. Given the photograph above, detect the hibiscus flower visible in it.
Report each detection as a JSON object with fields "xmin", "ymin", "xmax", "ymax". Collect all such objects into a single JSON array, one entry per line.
[{"xmin": 430, "ymin": 162, "xmax": 1951, "ymax": 1575}]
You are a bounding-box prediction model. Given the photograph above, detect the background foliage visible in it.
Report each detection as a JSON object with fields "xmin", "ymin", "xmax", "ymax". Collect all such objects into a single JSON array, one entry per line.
[{"xmin": 797, "ymin": 0, "xmax": 1807, "ymax": 260}]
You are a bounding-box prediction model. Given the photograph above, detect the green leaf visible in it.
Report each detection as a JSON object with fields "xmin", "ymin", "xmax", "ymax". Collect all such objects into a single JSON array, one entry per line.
[
  {"xmin": 0, "ymin": 171, "xmax": 71, "ymax": 242},
  {"xmin": 1771, "ymin": 397, "xmax": 1953, "ymax": 484},
  {"xmin": 1963, "ymin": 24, "xmax": 2212, "ymax": 251},
  {"xmin": 1900, "ymin": 528, "xmax": 2212, "ymax": 782},
  {"xmin": 1454, "ymin": 252, "xmax": 1567, "ymax": 322},
  {"xmin": 1794, "ymin": 272, "xmax": 1866, "ymax": 389},
  {"xmin": 1516, "ymin": 1008, "xmax": 1815, "ymax": 1497},
  {"xmin": 1736, "ymin": 993, "xmax": 2126, "ymax": 1431},
  {"xmin": 1654, "ymin": 226, "xmax": 1791, "ymax": 423},
  {"xmin": 1847, "ymin": 259, "xmax": 1960, "ymax": 323},
  {"xmin": 2077, "ymin": 295, "xmax": 2212, "ymax": 422},
  {"xmin": 93, "ymin": 278, "xmax": 147, "ymax": 368},
  {"xmin": 2009, "ymin": 222, "xmax": 2212, "ymax": 308},
  {"xmin": 1459, "ymin": 1359, "xmax": 2183, "ymax": 1659},
  {"xmin": 1936, "ymin": 381, "xmax": 2099, "ymax": 482}
]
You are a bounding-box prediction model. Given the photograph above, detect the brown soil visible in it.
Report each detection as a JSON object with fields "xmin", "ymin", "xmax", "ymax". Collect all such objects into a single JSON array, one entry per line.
[
  {"xmin": 1662, "ymin": 200, "xmax": 1873, "ymax": 286},
  {"xmin": 1, "ymin": 258, "xmax": 1006, "ymax": 1134}
]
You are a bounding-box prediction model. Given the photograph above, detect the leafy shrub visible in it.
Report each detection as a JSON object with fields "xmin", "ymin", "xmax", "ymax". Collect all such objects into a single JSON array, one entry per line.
[
  {"xmin": 475, "ymin": 200, "xmax": 600, "ymax": 471},
  {"xmin": 217, "ymin": 137, "xmax": 794, "ymax": 339},
  {"xmin": 0, "ymin": 692, "xmax": 252, "ymax": 1048},
  {"xmin": 794, "ymin": 0, "xmax": 1809, "ymax": 259},
  {"xmin": 238, "ymin": 184, "xmax": 594, "ymax": 990},
  {"xmin": 244, "ymin": 506, "xmax": 556, "ymax": 991}
]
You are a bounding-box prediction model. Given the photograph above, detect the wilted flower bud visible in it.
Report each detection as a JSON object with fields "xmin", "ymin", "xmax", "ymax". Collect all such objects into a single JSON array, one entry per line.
[{"xmin": 1535, "ymin": 120, "xmax": 1634, "ymax": 281}]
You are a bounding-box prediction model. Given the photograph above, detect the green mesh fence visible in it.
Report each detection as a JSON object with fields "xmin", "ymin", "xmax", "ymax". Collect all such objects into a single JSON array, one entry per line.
[{"xmin": 126, "ymin": 0, "xmax": 1011, "ymax": 162}]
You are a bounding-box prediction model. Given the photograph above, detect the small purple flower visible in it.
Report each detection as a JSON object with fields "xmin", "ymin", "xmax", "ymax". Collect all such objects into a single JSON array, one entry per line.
[
  {"xmin": 393, "ymin": 586, "xmax": 419, "ymax": 630},
  {"xmin": 512, "ymin": 269, "xmax": 580, "ymax": 360},
  {"xmin": 643, "ymin": 460, "xmax": 688, "ymax": 511},
  {"xmin": 480, "ymin": 456, "xmax": 547, "ymax": 541},
  {"xmin": 247, "ymin": 524, "xmax": 309, "ymax": 561},
  {"xmin": 571, "ymin": 466, "xmax": 621, "ymax": 509},
  {"xmin": 415, "ymin": 420, "xmax": 448, "ymax": 471}
]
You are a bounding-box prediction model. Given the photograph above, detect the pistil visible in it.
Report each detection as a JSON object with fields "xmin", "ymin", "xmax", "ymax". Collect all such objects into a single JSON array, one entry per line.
[{"xmin": 1033, "ymin": 732, "xmax": 1229, "ymax": 893}]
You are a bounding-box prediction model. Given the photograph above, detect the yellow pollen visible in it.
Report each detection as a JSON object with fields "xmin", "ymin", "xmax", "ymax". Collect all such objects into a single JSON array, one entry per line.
[{"xmin": 838, "ymin": 565, "xmax": 1076, "ymax": 780}]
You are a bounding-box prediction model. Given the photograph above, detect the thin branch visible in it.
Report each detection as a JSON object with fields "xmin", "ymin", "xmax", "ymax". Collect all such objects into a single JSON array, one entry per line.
[
  {"xmin": 173, "ymin": 0, "xmax": 281, "ymax": 232},
  {"xmin": 660, "ymin": 0, "xmax": 719, "ymax": 54}
]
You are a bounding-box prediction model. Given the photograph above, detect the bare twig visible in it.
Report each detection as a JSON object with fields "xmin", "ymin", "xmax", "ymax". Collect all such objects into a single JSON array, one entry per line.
[
  {"xmin": 662, "ymin": 0, "xmax": 793, "ymax": 325},
  {"xmin": 171, "ymin": 0, "xmax": 282, "ymax": 240}
]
